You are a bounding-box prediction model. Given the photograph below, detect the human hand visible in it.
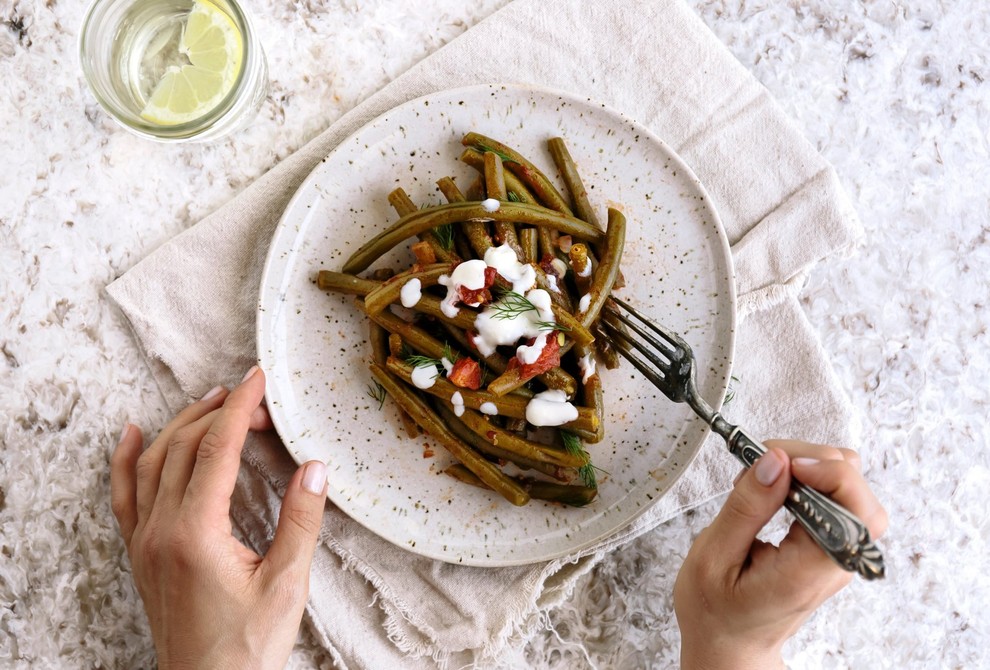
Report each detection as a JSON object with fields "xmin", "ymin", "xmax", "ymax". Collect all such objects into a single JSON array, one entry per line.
[
  {"xmin": 673, "ymin": 440, "xmax": 888, "ymax": 670},
  {"xmin": 110, "ymin": 366, "xmax": 329, "ymax": 670}
]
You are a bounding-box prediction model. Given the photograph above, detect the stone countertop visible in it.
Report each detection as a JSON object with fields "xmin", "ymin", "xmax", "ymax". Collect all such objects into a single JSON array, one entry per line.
[{"xmin": 1, "ymin": 1, "xmax": 987, "ymax": 667}]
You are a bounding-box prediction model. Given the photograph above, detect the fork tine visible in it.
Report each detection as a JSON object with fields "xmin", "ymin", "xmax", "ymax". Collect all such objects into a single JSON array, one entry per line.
[
  {"xmin": 600, "ymin": 315, "xmax": 675, "ymax": 381},
  {"xmin": 606, "ymin": 308, "xmax": 680, "ymax": 366},
  {"xmin": 609, "ymin": 297, "xmax": 692, "ymax": 356},
  {"xmin": 597, "ymin": 325, "xmax": 669, "ymax": 390}
]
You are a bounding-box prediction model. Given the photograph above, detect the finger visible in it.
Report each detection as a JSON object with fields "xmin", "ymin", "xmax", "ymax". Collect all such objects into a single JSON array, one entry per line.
[
  {"xmin": 790, "ymin": 458, "xmax": 888, "ymax": 538},
  {"xmin": 110, "ymin": 424, "xmax": 144, "ymax": 545},
  {"xmin": 250, "ymin": 401, "xmax": 274, "ymax": 432},
  {"xmin": 183, "ymin": 366, "xmax": 267, "ymax": 522},
  {"xmin": 261, "ymin": 461, "xmax": 327, "ymax": 588},
  {"xmin": 155, "ymin": 407, "xmax": 226, "ymax": 511},
  {"xmin": 702, "ymin": 448, "xmax": 793, "ymax": 576},
  {"xmin": 764, "ymin": 439, "xmax": 846, "ymax": 462},
  {"xmin": 134, "ymin": 386, "xmax": 228, "ymax": 526}
]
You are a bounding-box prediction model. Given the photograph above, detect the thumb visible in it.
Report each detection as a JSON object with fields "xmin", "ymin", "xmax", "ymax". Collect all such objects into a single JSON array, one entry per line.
[
  {"xmin": 706, "ymin": 448, "xmax": 792, "ymax": 574},
  {"xmin": 263, "ymin": 460, "xmax": 328, "ymax": 580}
]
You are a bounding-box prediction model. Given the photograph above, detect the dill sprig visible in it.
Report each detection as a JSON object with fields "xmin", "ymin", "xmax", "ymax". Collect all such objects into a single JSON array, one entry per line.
[
  {"xmin": 476, "ymin": 144, "xmax": 517, "ymax": 165},
  {"xmin": 433, "ymin": 223, "xmax": 455, "ymax": 251},
  {"xmin": 405, "ymin": 354, "xmax": 443, "ymax": 370},
  {"xmin": 490, "ymin": 291, "xmax": 568, "ymax": 333},
  {"xmin": 724, "ymin": 375, "xmax": 740, "ymax": 405},
  {"xmin": 365, "ymin": 381, "xmax": 387, "ymax": 410},
  {"xmin": 490, "ymin": 291, "xmax": 540, "ymax": 321},
  {"xmin": 405, "ymin": 343, "xmax": 458, "ymax": 372},
  {"xmin": 561, "ymin": 431, "xmax": 602, "ymax": 489},
  {"xmin": 506, "ymin": 191, "xmax": 522, "ymax": 203}
]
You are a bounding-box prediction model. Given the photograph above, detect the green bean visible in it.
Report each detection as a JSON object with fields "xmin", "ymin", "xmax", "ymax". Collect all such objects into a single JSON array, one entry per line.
[
  {"xmin": 579, "ymin": 208, "xmax": 626, "ymax": 329},
  {"xmin": 520, "ymin": 228, "xmax": 538, "ymax": 264},
  {"xmin": 369, "ymin": 364, "xmax": 529, "ymax": 506},
  {"xmin": 547, "ymin": 137, "xmax": 600, "ymax": 228},
  {"xmin": 580, "ymin": 367, "xmax": 606, "ymax": 444},
  {"xmin": 465, "ymin": 177, "xmax": 484, "ymax": 201},
  {"xmin": 433, "ymin": 402, "xmax": 567, "ymax": 480},
  {"xmin": 444, "ymin": 464, "xmax": 598, "ymax": 507},
  {"xmin": 387, "ymin": 188, "xmax": 458, "ymax": 264},
  {"xmin": 436, "ymin": 176, "xmax": 465, "ymax": 203},
  {"xmin": 552, "ymin": 305, "xmax": 595, "ymax": 348},
  {"xmin": 342, "ymin": 201, "xmax": 604, "ymax": 275},
  {"xmin": 386, "ymin": 357, "xmax": 598, "ymax": 433},
  {"xmin": 483, "ymin": 152, "xmax": 524, "ymax": 259},
  {"xmin": 459, "ymin": 148, "xmax": 538, "ymax": 205},
  {"xmin": 454, "ymin": 407, "xmax": 588, "ymax": 469},
  {"xmin": 462, "ymin": 133, "xmax": 573, "ymax": 216},
  {"xmin": 568, "ymin": 243, "xmax": 593, "ymax": 295},
  {"xmin": 437, "ymin": 176, "xmax": 491, "ymax": 257},
  {"xmin": 317, "ymin": 271, "xmax": 377, "ymax": 295},
  {"xmin": 486, "ymin": 363, "xmax": 574, "ymax": 399},
  {"xmin": 369, "ymin": 319, "xmax": 420, "ymax": 439},
  {"xmin": 547, "ymin": 137, "xmax": 625, "ymax": 288},
  {"xmin": 362, "ymin": 263, "xmax": 453, "ymax": 315},
  {"xmin": 534, "ymin": 264, "xmax": 573, "ymax": 313}
]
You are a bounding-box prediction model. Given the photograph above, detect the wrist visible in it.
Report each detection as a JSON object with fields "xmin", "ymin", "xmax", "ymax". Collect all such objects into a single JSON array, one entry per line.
[{"xmin": 680, "ymin": 637, "xmax": 784, "ymax": 670}]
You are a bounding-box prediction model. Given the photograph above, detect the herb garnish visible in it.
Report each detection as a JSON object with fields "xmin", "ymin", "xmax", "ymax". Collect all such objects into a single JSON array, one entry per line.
[
  {"xmin": 366, "ymin": 381, "xmax": 387, "ymax": 410},
  {"xmin": 489, "ymin": 290, "xmax": 569, "ymax": 333},
  {"xmin": 433, "ymin": 223, "xmax": 455, "ymax": 251},
  {"xmin": 405, "ymin": 343, "xmax": 458, "ymax": 372},
  {"xmin": 561, "ymin": 431, "xmax": 604, "ymax": 488}
]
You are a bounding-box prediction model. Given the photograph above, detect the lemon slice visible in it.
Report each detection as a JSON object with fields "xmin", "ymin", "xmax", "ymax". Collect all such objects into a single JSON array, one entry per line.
[{"xmin": 141, "ymin": 0, "xmax": 243, "ymax": 126}]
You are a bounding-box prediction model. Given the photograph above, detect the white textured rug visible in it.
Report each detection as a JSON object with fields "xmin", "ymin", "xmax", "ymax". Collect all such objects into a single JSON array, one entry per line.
[{"xmin": 1, "ymin": 1, "xmax": 987, "ymax": 668}]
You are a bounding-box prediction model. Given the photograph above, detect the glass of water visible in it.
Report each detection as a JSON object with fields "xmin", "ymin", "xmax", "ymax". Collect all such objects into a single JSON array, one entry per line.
[{"xmin": 80, "ymin": 0, "xmax": 268, "ymax": 142}]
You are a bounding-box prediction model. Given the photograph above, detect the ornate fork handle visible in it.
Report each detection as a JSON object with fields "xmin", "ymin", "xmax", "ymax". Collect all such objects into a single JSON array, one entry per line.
[{"xmin": 728, "ymin": 427, "xmax": 885, "ymax": 580}]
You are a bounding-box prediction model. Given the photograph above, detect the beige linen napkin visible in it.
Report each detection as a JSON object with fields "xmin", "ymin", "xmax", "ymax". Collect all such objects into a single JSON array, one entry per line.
[{"xmin": 107, "ymin": 0, "xmax": 863, "ymax": 666}]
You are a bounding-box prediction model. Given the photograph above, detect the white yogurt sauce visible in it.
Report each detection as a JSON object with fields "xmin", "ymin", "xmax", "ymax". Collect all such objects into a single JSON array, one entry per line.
[
  {"xmin": 578, "ymin": 352, "xmax": 597, "ymax": 383},
  {"xmin": 411, "ymin": 363, "xmax": 439, "ymax": 389},
  {"xmin": 480, "ymin": 401, "xmax": 498, "ymax": 415},
  {"xmin": 578, "ymin": 293, "xmax": 591, "ymax": 314},
  {"xmin": 474, "ymin": 288, "xmax": 555, "ymax": 358},
  {"xmin": 484, "ymin": 244, "xmax": 536, "ymax": 294},
  {"xmin": 481, "ymin": 198, "xmax": 501, "ymax": 213},
  {"xmin": 438, "ymin": 259, "xmax": 490, "ymax": 317},
  {"xmin": 545, "ymin": 274, "xmax": 560, "ymax": 293},
  {"xmin": 400, "ymin": 278, "xmax": 422, "ymax": 308},
  {"xmin": 525, "ymin": 389, "xmax": 578, "ymax": 427},
  {"xmin": 451, "ymin": 391, "xmax": 465, "ymax": 417},
  {"xmin": 576, "ymin": 260, "xmax": 593, "ymax": 278}
]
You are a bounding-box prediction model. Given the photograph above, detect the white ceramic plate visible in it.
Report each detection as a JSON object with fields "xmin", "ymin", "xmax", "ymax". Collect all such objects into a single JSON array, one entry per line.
[{"xmin": 258, "ymin": 83, "xmax": 735, "ymax": 567}]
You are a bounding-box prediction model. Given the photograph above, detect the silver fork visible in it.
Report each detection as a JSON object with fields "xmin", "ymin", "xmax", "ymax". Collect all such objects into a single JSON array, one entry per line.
[{"xmin": 599, "ymin": 297, "xmax": 885, "ymax": 580}]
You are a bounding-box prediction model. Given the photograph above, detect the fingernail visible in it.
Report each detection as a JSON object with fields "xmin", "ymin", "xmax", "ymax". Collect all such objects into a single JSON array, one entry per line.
[
  {"xmin": 201, "ymin": 385, "xmax": 224, "ymax": 401},
  {"xmin": 793, "ymin": 457, "xmax": 820, "ymax": 467},
  {"xmin": 302, "ymin": 461, "xmax": 327, "ymax": 495},
  {"xmin": 241, "ymin": 365, "xmax": 259, "ymax": 384},
  {"xmin": 754, "ymin": 452, "xmax": 784, "ymax": 486},
  {"xmin": 118, "ymin": 423, "xmax": 132, "ymax": 445}
]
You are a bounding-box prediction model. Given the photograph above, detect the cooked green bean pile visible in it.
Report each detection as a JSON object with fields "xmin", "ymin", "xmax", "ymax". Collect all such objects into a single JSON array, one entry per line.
[{"xmin": 317, "ymin": 133, "xmax": 628, "ymax": 507}]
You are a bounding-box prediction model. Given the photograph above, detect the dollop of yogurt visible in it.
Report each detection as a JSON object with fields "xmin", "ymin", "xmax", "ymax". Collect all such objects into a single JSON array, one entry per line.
[
  {"xmin": 400, "ymin": 278, "xmax": 422, "ymax": 308},
  {"xmin": 525, "ymin": 389, "xmax": 578, "ymax": 427},
  {"xmin": 484, "ymin": 244, "xmax": 536, "ymax": 294},
  {"xmin": 438, "ymin": 259, "xmax": 490, "ymax": 317},
  {"xmin": 577, "ymin": 293, "xmax": 591, "ymax": 314},
  {"xmin": 451, "ymin": 391, "xmax": 465, "ymax": 417},
  {"xmin": 480, "ymin": 401, "xmax": 498, "ymax": 415},
  {"xmin": 578, "ymin": 352, "xmax": 597, "ymax": 383},
  {"xmin": 474, "ymin": 288, "xmax": 555, "ymax": 358},
  {"xmin": 411, "ymin": 363, "xmax": 439, "ymax": 389},
  {"xmin": 481, "ymin": 198, "xmax": 501, "ymax": 213}
]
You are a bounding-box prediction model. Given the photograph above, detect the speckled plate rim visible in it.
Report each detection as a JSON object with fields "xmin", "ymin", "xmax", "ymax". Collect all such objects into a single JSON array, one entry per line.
[{"xmin": 257, "ymin": 82, "xmax": 736, "ymax": 567}]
